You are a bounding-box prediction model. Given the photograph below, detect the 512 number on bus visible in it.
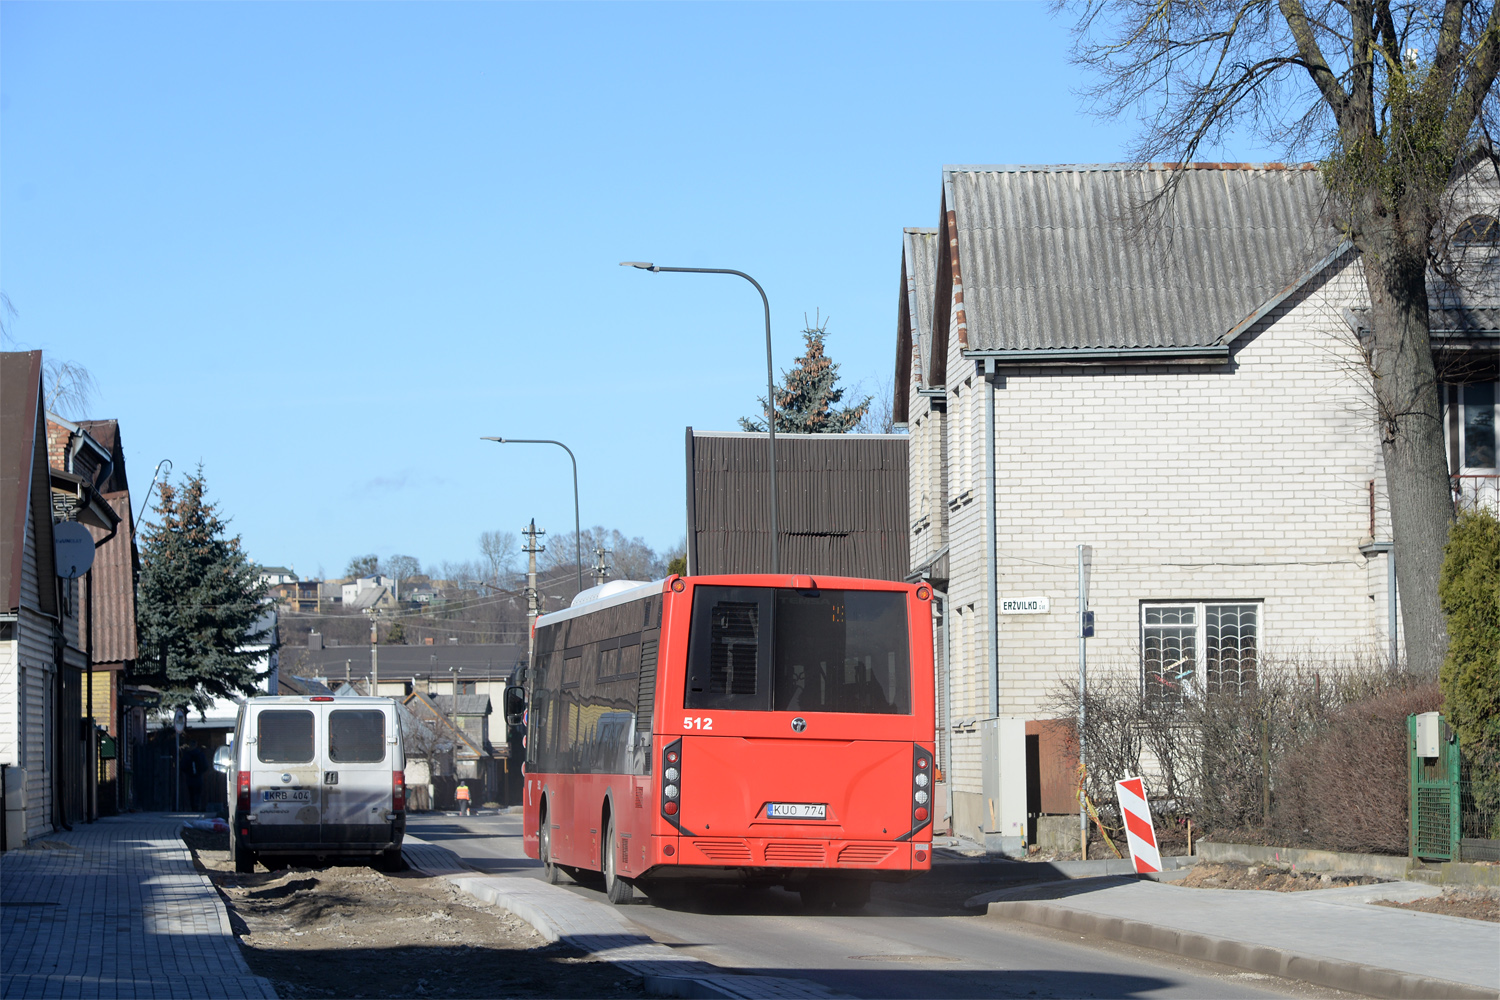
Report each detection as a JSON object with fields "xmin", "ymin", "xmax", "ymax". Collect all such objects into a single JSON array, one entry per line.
[{"xmin": 682, "ymin": 716, "xmax": 714, "ymax": 730}]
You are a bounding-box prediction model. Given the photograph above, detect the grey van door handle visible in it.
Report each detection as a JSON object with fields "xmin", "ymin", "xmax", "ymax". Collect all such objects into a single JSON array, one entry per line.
[{"xmin": 324, "ymin": 771, "xmax": 338, "ymax": 785}]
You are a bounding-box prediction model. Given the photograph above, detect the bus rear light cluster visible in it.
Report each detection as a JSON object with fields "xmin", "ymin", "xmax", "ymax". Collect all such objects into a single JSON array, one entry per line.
[
  {"xmin": 392, "ymin": 770, "xmax": 406, "ymax": 812},
  {"xmin": 236, "ymin": 770, "xmax": 252, "ymax": 815},
  {"xmin": 911, "ymin": 746, "xmax": 934, "ymax": 829},
  {"xmin": 661, "ymin": 740, "xmax": 686, "ymax": 829}
]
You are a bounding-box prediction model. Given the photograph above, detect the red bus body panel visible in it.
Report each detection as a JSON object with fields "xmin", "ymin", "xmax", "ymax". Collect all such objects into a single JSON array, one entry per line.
[{"xmin": 522, "ymin": 574, "xmax": 935, "ymax": 885}]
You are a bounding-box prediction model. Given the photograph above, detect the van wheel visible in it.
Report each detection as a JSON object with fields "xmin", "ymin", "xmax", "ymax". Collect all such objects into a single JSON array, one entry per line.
[
  {"xmin": 378, "ymin": 847, "xmax": 405, "ymax": 873},
  {"xmin": 602, "ymin": 817, "xmax": 632, "ymax": 905},
  {"xmin": 540, "ymin": 821, "xmax": 564, "ymax": 885},
  {"xmin": 234, "ymin": 839, "xmax": 256, "ymax": 874}
]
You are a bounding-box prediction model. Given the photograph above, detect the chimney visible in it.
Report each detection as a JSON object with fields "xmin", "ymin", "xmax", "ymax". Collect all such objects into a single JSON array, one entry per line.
[
  {"xmin": 424, "ymin": 637, "xmax": 434, "ymax": 645},
  {"xmin": 309, "ymin": 631, "xmax": 323, "ymax": 649}
]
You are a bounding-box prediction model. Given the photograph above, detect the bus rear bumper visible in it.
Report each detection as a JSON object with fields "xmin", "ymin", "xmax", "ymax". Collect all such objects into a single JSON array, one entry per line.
[{"xmin": 636, "ymin": 834, "xmax": 931, "ymax": 881}]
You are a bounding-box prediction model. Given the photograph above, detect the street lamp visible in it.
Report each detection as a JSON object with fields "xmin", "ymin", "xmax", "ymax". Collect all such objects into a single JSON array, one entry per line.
[
  {"xmin": 621, "ymin": 262, "xmax": 779, "ymax": 573},
  {"xmin": 481, "ymin": 437, "xmax": 584, "ymax": 594}
]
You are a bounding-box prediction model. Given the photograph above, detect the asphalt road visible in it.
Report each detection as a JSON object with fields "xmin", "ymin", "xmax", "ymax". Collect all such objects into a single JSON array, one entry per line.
[{"xmin": 408, "ymin": 812, "xmax": 1351, "ymax": 999}]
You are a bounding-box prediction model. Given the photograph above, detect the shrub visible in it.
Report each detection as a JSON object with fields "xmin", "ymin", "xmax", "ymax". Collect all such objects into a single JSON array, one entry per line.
[
  {"xmin": 1439, "ymin": 509, "xmax": 1500, "ymax": 757},
  {"xmin": 1276, "ymin": 681, "xmax": 1440, "ymax": 854}
]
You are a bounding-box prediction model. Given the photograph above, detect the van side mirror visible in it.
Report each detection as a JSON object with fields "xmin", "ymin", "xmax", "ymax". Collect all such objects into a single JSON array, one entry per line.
[
  {"xmin": 212, "ymin": 745, "xmax": 234, "ymax": 774},
  {"xmin": 503, "ymin": 685, "xmax": 526, "ymax": 727}
]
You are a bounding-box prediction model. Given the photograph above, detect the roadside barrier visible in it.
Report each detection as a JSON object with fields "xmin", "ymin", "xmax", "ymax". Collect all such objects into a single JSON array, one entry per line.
[{"xmin": 1114, "ymin": 776, "xmax": 1162, "ymax": 873}]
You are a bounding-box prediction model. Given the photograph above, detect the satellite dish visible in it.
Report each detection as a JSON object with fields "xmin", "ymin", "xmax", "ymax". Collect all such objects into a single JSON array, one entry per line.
[{"xmin": 53, "ymin": 521, "xmax": 95, "ymax": 578}]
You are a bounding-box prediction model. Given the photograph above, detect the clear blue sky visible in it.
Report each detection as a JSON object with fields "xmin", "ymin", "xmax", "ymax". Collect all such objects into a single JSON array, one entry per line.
[{"xmin": 2, "ymin": 2, "xmax": 1275, "ymax": 578}]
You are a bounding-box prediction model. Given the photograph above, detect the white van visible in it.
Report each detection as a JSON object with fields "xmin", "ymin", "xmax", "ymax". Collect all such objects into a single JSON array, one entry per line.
[{"xmin": 218, "ymin": 695, "xmax": 406, "ymax": 872}]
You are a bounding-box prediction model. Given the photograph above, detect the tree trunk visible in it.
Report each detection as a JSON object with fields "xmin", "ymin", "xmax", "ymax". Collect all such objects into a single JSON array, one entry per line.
[{"xmin": 1363, "ymin": 243, "xmax": 1453, "ymax": 675}]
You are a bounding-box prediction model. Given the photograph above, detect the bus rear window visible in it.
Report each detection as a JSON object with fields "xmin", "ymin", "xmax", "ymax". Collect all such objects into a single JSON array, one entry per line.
[{"xmin": 685, "ymin": 587, "xmax": 911, "ymax": 715}]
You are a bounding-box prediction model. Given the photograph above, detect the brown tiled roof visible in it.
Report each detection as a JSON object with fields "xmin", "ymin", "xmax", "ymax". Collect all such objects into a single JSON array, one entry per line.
[{"xmin": 82, "ymin": 491, "xmax": 138, "ymax": 665}]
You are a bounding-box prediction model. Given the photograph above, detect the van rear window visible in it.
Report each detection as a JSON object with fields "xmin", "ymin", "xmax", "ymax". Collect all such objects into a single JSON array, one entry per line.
[
  {"xmin": 329, "ymin": 710, "xmax": 386, "ymax": 763},
  {"xmin": 258, "ymin": 710, "xmax": 315, "ymax": 763}
]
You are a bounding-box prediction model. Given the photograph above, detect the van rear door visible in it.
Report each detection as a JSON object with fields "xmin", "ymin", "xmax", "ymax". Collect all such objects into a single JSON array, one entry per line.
[
  {"xmin": 250, "ymin": 706, "xmax": 322, "ymax": 847},
  {"xmin": 320, "ymin": 704, "xmax": 395, "ymax": 847}
]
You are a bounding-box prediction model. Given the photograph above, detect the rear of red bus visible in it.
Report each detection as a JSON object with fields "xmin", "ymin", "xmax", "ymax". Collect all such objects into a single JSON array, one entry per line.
[{"xmin": 522, "ymin": 574, "xmax": 935, "ymax": 908}]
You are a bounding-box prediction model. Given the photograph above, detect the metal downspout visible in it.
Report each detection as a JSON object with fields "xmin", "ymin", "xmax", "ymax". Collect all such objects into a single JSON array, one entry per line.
[
  {"xmin": 984, "ymin": 362, "xmax": 999, "ymax": 719},
  {"xmin": 933, "ymin": 586, "xmax": 953, "ymax": 831}
]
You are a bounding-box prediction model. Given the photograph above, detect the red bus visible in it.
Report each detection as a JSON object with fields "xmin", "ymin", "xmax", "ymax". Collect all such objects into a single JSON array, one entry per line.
[{"xmin": 517, "ymin": 573, "xmax": 935, "ymax": 909}]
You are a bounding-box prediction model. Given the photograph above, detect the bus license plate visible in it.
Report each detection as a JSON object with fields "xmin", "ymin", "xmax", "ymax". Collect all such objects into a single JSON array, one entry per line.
[
  {"xmin": 767, "ymin": 802, "xmax": 826, "ymax": 819},
  {"xmin": 261, "ymin": 789, "xmax": 312, "ymax": 802}
]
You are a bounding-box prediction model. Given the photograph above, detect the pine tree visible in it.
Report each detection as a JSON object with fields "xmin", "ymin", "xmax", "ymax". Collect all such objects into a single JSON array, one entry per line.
[
  {"xmin": 135, "ymin": 469, "xmax": 277, "ymax": 713},
  {"xmin": 739, "ymin": 313, "xmax": 871, "ymax": 433}
]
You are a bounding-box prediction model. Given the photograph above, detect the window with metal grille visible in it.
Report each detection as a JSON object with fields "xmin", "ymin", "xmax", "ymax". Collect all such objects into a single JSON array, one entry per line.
[
  {"xmin": 1142, "ymin": 603, "xmax": 1259, "ymax": 707},
  {"xmin": 328, "ymin": 710, "xmax": 386, "ymax": 763},
  {"xmin": 257, "ymin": 710, "xmax": 315, "ymax": 763}
]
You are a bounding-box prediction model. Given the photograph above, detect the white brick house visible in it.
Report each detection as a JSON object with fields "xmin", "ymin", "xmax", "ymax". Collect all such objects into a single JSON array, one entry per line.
[{"xmin": 894, "ymin": 163, "xmax": 1499, "ymax": 850}]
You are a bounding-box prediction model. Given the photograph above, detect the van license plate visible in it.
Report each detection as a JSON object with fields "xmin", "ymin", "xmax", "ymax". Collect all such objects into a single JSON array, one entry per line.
[
  {"xmin": 261, "ymin": 789, "xmax": 312, "ymax": 802},
  {"xmin": 767, "ymin": 802, "xmax": 826, "ymax": 819}
]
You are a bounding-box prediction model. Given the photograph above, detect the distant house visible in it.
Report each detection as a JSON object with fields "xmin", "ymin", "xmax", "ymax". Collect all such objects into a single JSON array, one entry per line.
[
  {"xmin": 895, "ymin": 162, "xmax": 1498, "ymax": 851},
  {"xmin": 342, "ymin": 575, "xmax": 397, "ymax": 610},
  {"xmin": 258, "ymin": 566, "xmax": 298, "ymax": 586}
]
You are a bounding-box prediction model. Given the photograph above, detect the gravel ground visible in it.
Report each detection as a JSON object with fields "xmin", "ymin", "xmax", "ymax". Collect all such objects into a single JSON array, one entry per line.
[
  {"xmin": 1174, "ymin": 861, "xmax": 1384, "ymax": 892},
  {"xmin": 181, "ymin": 830, "xmax": 646, "ymax": 999},
  {"xmin": 1373, "ymin": 888, "xmax": 1500, "ymax": 922}
]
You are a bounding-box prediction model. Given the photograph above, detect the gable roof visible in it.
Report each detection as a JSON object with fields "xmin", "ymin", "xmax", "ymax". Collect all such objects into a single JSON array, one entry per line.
[
  {"xmin": 1, "ymin": 351, "xmax": 56, "ymax": 615},
  {"xmin": 82, "ymin": 491, "xmax": 139, "ymax": 664},
  {"xmin": 904, "ymin": 228, "xmax": 940, "ymax": 383},
  {"xmin": 941, "ymin": 163, "xmax": 1344, "ymax": 354}
]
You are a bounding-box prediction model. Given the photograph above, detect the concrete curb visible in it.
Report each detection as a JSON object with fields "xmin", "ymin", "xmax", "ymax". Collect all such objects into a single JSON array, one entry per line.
[
  {"xmin": 402, "ymin": 835, "xmax": 850, "ymax": 999},
  {"xmin": 986, "ymin": 898, "xmax": 1498, "ymax": 1000}
]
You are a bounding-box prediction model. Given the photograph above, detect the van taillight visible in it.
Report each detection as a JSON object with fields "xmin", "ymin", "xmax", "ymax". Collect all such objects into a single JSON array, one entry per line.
[
  {"xmin": 237, "ymin": 770, "xmax": 251, "ymax": 814},
  {"xmin": 393, "ymin": 770, "xmax": 406, "ymax": 812}
]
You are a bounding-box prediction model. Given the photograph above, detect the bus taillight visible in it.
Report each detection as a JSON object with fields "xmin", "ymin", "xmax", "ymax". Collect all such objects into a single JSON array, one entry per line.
[
  {"xmin": 910, "ymin": 745, "xmax": 934, "ymax": 833},
  {"xmin": 661, "ymin": 739, "xmax": 686, "ymax": 830}
]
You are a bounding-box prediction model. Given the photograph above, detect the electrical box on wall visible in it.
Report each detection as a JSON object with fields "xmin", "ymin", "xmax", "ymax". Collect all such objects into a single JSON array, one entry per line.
[
  {"xmin": 980, "ymin": 717, "xmax": 1027, "ymax": 854},
  {"xmin": 1414, "ymin": 712, "xmax": 1442, "ymax": 758}
]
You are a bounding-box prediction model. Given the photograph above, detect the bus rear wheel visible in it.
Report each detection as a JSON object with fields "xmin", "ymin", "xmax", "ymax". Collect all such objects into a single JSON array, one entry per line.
[
  {"xmin": 234, "ymin": 838, "xmax": 256, "ymax": 874},
  {"xmin": 602, "ymin": 816, "xmax": 632, "ymax": 905},
  {"xmin": 540, "ymin": 818, "xmax": 564, "ymax": 885}
]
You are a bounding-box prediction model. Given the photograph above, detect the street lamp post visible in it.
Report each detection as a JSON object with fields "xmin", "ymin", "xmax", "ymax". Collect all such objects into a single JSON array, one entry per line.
[
  {"xmin": 621, "ymin": 262, "xmax": 779, "ymax": 574},
  {"xmin": 481, "ymin": 438, "xmax": 584, "ymax": 594}
]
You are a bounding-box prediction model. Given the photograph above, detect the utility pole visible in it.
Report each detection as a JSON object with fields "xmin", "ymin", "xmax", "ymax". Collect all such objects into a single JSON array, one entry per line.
[
  {"xmin": 365, "ymin": 608, "xmax": 380, "ymax": 696},
  {"xmin": 523, "ymin": 520, "xmax": 545, "ymax": 660},
  {"xmin": 592, "ymin": 546, "xmax": 612, "ymax": 589}
]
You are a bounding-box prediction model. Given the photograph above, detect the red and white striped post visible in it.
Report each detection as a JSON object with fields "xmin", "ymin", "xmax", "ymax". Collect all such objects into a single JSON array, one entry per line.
[{"xmin": 1114, "ymin": 776, "xmax": 1162, "ymax": 874}]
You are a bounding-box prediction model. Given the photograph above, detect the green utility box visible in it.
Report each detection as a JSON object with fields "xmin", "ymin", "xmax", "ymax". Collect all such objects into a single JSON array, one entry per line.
[{"xmin": 1409, "ymin": 712, "xmax": 1460, "ymax": 862}]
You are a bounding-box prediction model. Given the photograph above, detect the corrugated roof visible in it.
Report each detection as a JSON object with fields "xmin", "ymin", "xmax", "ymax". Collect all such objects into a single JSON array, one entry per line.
[
  {"xmin": 279, "ymin": 642, "xmax": 525, "ymax": 679},
  {"xmin": 82, "ymin": 491, "xmax": 138, "ymax": 664},
  {"xmin": 942, "ymin": 164, "xmax": 1344, "ymax": 352},
  {"xmin": 432, "ymin": 694, "xmax": 493, "ymax": 716},
  {"xmin": 904, "ymin": 228, "xmax": 940, "ymax": 384}
]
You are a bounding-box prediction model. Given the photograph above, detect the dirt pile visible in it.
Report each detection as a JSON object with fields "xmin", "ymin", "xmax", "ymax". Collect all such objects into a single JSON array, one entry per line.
[
  {"xmin": 1374, "ymin": 889, "xmax": 1500, "ymax": 922},
  {"xmin": 1175, "ymin": 861, "xmax": 1383, "ymax": 892},
  {"xmin": 182, "ymin": 830, "xmax": 644, "ymax": 999}
]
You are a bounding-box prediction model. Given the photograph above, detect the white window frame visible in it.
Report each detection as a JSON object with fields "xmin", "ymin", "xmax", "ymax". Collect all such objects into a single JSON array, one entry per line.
[
  {"xmin": 1451, "ymin": 381, "xmax": 1498, "ymax": 475},
  {"xmin": 1140, "ymin": 601, "xmax": 1261, "ymax": 708}
]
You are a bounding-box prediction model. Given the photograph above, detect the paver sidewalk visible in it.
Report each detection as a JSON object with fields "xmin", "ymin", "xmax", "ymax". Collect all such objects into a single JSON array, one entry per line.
[
  {"xmin": 1, "ymin": 814, "xmax": 276, "ymax": 1000},
  {"xmin": 975, "ymin": 875, "xmax": 1500, "ymax": 1000}
]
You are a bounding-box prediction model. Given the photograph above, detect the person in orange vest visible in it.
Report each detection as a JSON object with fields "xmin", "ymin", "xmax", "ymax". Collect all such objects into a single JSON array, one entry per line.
[{"xmin": 455, "ymin": 781, "xmax": 471, "ymax": 816}]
